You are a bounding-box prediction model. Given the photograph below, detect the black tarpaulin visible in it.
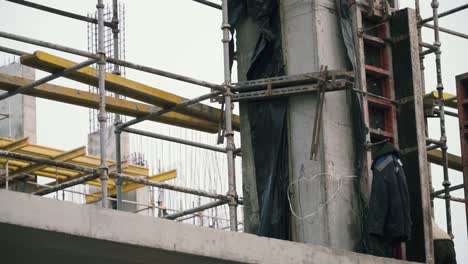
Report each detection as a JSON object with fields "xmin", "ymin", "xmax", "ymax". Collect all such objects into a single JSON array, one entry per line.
[{"xmin": 230, "ymin": 0, "xmax": 290, "ymax": 240}]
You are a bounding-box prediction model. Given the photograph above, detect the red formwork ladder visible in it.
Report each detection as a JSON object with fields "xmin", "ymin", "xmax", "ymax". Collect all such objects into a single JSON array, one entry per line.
[
  {"xmin": 352, "ymin": 0, "xmax": 402, "ymax": 259},
  {"xmin": 455, "ymin": 73, "xmax": 468, "ymax": 235}
]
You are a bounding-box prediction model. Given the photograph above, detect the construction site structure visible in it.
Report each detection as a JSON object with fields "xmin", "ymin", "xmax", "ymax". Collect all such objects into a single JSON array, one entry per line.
[{"xmin": 0, "ymin": 0, "xmax": 466, "ymax": 263}]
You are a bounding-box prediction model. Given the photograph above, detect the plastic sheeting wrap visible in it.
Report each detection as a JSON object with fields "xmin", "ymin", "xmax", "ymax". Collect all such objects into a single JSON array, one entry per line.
[{"xmin": 230, "ymin": 0, "xmax": 290, "ymax": 240}]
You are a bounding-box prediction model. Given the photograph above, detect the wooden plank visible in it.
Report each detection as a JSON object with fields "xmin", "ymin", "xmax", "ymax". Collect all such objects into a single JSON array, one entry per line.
[
  {"xmin": 85, "ymin": 169, "xmax": 177, "ymax": 203},
  {"xmin": 20, "ymin": 51, "xmax": 240, "ymax": 128},
  {"xmin": 0, "ymin": 73, "xmax": 222, "ymax": 133}
]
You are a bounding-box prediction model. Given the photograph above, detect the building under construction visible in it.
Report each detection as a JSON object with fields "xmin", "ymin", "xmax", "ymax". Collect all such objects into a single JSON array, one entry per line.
[{"xmin": 0, "ymin": 0, "xmax": 466, "ymax": 263}]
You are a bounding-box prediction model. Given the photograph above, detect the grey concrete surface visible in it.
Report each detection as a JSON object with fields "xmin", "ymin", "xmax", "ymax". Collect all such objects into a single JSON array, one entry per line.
[
  {"xmin": 283, "ymin": 0, "xmax": 360, "ymax": 249},
  {"xmin": 88, "ymin": 127, "xmax": 149, "ymax": 214},
  {"xmin": 0, "ymin": 63, "xmax": 36, "ymax": 143},
  {"xmin": 0, "ymin": 190, "xmax": 413, "ymax": 264}
]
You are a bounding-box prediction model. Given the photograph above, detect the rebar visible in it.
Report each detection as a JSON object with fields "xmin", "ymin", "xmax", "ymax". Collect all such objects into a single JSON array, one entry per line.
[
  {"xmin": 0, "ymin": 58, "xmax": 96, "ymax": 101},
  {"xmin": 221, "ymin": 0, "xmax": 238, "ymax": 232},
  {"xmin": 431, "ymin": 0, "xmax": 452, "ymax": 238},
  {"xmin": 164, "ymin": 200, "xmax": 227, "ymax": 220},
  {"xmin": 97, "ymin": 0, "xmax": 109, "ymax": 209}
]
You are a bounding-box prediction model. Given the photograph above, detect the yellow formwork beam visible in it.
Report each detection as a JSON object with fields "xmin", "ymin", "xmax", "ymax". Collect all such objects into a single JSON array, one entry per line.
[
  {"xmin": 424, "ymin": 90, "xmax": 458, "ymax": 109},
  {"xmin": 20, "ymin": 51, "xmax": 241, "ymax": 129},
  {"xmin": 0, "ymin": 73, "xmax": 221, "ymax": 133},
  {"xmin": 427, "ymin": 149, "xmax": 462, "ymax": 172},
  {"xmin": 0, "ymin": 137, "xmax": 29, "ymax": 151},
  {"xmin": 5, "ymin": 146, "xmax": 86, "ymax": 178},
  {"xmin": 0, "ymin": 137, "xmax": 153, "ymax": 184},
  {"xmin": 86, "ymin": 169, "xmax": 177, "ymax": 203}
]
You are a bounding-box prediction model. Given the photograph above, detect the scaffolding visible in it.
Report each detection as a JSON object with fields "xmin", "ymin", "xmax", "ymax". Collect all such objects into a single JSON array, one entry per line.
[{"xmin": 0, "ymin": 1, "xmax": 466, "ymax": 261}]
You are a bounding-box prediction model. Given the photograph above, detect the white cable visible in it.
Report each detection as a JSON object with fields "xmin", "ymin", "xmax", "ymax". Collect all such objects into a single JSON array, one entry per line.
[{"xmin": 287, "ymin": 170, "xmax": 357, "ymax": 221}]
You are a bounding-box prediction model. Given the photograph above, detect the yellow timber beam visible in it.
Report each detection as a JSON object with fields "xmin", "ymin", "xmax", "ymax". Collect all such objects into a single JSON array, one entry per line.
[
  {"xmin": 0, "ymin": 73, "xmax": 222, "ymax": 133},
  {"xmin": 5, "ymin": 146, "xmax": 87, "ymax": 179},
  {"xmin": 427, "ymin": 149, "xmax": 462, "ymax": 172},
  {"xmin": 0, "ymin": 137, "xmax": 29, "ymax": 151},
  {"xmin": 424, "ymin": 90, "xmax": 458, "ymax": 109},
  {"xmin": 86, "ymin": 169, "xmax": 177, "ymax": 203},
  {"xmin": 20, "ymin": 51, "xmax": 241, "ymax": 129}
]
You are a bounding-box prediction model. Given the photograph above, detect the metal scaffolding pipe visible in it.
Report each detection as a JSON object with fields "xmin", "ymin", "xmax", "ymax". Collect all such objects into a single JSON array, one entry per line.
[
  {"xmin": 111, "ymin": 172, "xmax": 231, "ymax": 201},
  {"xmin": 115, "ymin": 127, "xmax": 123, "ymax": 210},
  {"xmin": 33, "ymin": 173, "xmax": 99, "ymax": 196},
  {"xmin": 5, "ymin": 0, "xmax": 114, "ymax": 27},
  {"xmin": 0, "ymin": 46, "xmax": 27, "ymax": 56},
  {"xmin": 97, "ymin": 0, "xmax": 109, "ymax": 209},
  {"xmin": 122, "ymin": 127, "xmax": 228, "ymax": 153},
  {"xmin": 0, "ymin": 31, "xmax": 224, "ymax": 91},
  {"xmin": 221, "ymin": 0, "xmax": 238, "ymax": 232},
  {"xmin": 423, "ymin": 24, "xmax": 468, "ymax": 40},
  {"xmin": 0, "ymin": 58, "xmax": 96, "ymax": 101},
  {"xmin": 432, "ymin": 183, "xmax": 464, "ymax": 197},
  {"xmin": 420, "ymin": 3, "xmax": 468, "ymax": 24},
  {"xmin": 118, "ymin": 90, "xmax": 222, "ymax": 129},
  {"xmin": 192, "ymin": 0, "xmax": 222, "ymax": 10},
  {"xmin": 164, "ymin": 200, "xmax": 227, "ymax": 220},
  {"xmin": 431, "ymin": 0, "xmax": 453, "ymax": 238},
  {"xmin": 0, "ymin": 150, "xmax": 96, "ymax": 174}
]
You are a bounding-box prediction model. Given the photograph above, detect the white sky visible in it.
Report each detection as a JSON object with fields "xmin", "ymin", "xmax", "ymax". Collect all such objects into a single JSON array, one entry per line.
[{"xmin": 0, "ymin": 0, "xmax": 467, "ymax": 262}]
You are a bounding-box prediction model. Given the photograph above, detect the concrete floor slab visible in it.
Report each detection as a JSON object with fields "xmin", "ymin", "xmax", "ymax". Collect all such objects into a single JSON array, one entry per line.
[{"xmin": 0, "ymin": 190, "xmax": 412, "ymax": 264}]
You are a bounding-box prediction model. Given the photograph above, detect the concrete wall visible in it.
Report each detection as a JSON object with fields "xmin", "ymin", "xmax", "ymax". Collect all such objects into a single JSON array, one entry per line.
[
  {"xmin": 87, "ymin": 127, "xmax": 149, "ymax": 213},
  {"xmin": 0, "ymin": 63, "xmax": 36, "ymax": 143}
]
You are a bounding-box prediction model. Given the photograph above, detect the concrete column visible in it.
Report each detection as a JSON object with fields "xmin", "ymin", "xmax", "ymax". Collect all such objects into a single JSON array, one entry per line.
[
  {"xmin": 88, "ymin": 127, "xmax": 150, "ymax": 213},
  {"xmin": 0, "ymin": 63, "xmax": 36, "ymax": 143},
  {"xmin": 237, "ymin": 0, "xmax": 361, "ymax": 251}
]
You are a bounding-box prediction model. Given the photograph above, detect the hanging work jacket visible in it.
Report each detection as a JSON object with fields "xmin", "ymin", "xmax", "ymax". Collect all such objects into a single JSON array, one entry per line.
[{"xmin": 367, "ymin": 143, "xmax": 412, "ymax": 243}]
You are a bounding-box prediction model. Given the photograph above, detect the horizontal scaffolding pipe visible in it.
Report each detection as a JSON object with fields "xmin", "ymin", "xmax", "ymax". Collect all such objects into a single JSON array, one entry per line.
[
  {"xmin": 0, "ymin": 150, "xmax": 96, "ymax": 174},
  {"xmin": 434, "ymin": 195, "xmax": 465, "ymax": 204},
  {"xmin": 111, "ymin": 172, "xmax": 234, "ymax": 202},
  {"xmin": 0, "ymin": 46, "xmax": 27, "ymax": 56},
  {"xmin": 122, "ymin": 127, "xmax": 228, "ymax": 153},
  {"xmin": 420, "ymin": 4, "xmax": 468, "ymax": 24},
  {"xmin": 0, "ymin": 31, "xmax": 224, "ymax": 91},
  {"xmin": 118, "ymin": 90, "xmax": 222, "ymax": 129},
  {"xmin": 33, "ymin": 173, "xmax": 98, "ymax": 196},
  {"xmin": 0, "ymin": 58, "xmax": 96, "ymax": 101},
  {"xmin": 164, "ymin": 200, "xmax": 227, "ymax": 220},
  {"xmin": 192, "ymin": 0, "xmax": 222, "ymax": 10},
  {"xmin": 5, "ymin": 0, "xmax": 114, "ymax": 27},
  {"xmin": 423, "ymin": 24, "xmax": 468, "ymax": 40},
  {"xmin": 432, "ymin": 183, "xmax": 465, "ymax": 196}
]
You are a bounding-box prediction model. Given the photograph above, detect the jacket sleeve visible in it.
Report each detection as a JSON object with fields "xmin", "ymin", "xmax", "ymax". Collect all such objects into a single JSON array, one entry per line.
[{"xmin": 367, "ymin": 155, "xmax": 392, "ymax": 236}]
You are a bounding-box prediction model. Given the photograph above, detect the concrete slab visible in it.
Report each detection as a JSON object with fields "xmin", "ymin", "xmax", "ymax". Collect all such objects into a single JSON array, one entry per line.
[{"xmin": 0, "ymin": 190, "xmax": 412, "ymax": 264}]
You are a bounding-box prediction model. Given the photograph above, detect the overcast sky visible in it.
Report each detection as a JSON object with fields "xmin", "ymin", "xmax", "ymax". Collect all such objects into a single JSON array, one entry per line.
[{"xmin": 0, "ymin": 0, "xmax": 466, "ymax": 262}]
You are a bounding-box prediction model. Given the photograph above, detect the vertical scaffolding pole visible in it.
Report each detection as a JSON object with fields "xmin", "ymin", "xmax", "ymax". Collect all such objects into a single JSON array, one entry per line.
[
  {"xmin": 97, "ymin": 0, "xmax": 109, "ymax": 208},
  {"xmin": 431, "ymin": 0, "xmax": 452, "ymax": 237},
  {"xmin": 115, "ymin": 128, "xmax": 123, "ymax": 209},
  {"xmin": 221, "ymin": 0, "xmax": 238, "ymax": 231},
  {"xmin": 112, "ymin": 0, "xmax": 123, "ymax": 211}
]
